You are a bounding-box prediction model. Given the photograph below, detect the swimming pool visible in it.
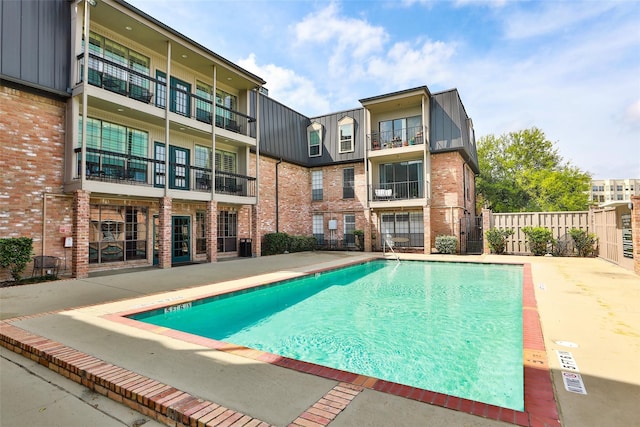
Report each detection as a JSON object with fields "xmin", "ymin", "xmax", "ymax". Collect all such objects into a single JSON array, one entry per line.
[{"xmin": 131, "ymin": 260, "xmax": 524, "ymax": 410}]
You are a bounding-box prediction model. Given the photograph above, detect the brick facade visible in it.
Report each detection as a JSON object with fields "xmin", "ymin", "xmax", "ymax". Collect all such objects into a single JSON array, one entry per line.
[
  {"xmin": 1, "ymin": 81, "xmax": 479, "ymax": 280},
  {"xmin": 0, "ymin": 84, "xmax": 68, "ymax": 281},
  {"xmin": 429, "ymin": 152, "xmax": 477, "ymax": 251}
]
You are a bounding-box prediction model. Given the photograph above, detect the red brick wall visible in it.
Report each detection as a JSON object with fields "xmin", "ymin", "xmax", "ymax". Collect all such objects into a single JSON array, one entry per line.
[
  {"xmin": 0, "ymin": 84, "xmax": 68, "ymax": 280},
  {"xmin": 250, "ymin": 156, "xmax": 368, "ymax": 249},
  {"xmin": 429, "ymin": 152, "xmax": 469, "ymax": 250},
  {"xmin": 253, "ymin": 156, "xmax": 311, "ymax": 237}
]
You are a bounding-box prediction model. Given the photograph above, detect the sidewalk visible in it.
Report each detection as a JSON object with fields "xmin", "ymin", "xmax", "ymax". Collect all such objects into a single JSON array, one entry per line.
[{"xmin": 1, "ymin": 252, "xmax": 639, "ymax": 426}]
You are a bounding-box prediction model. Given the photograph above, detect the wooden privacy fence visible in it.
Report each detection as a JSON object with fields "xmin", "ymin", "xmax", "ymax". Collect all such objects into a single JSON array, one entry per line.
[
  {"xmin": 591, "ymin": 208, "xmax": 618, "ymax": 264},
  {"xmin": 490, "ymin": 211, "xmax": 590, "ymax": 254}
]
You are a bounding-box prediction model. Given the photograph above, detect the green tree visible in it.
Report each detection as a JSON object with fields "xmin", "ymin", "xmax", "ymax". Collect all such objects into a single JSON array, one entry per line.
[{"xmin": 477, "ymin": 127, "xmax": 591, "ymax": 212}]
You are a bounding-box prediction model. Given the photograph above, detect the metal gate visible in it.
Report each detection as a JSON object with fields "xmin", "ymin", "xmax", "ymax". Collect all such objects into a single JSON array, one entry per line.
[{"xmin": 460, "ymin": 216, "xmax": 483, "ymax": 254}]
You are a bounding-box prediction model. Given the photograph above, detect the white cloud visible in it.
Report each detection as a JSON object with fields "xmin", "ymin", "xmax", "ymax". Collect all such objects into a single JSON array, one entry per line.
[
  {"xmin": 503, "ymin": 2, "xmax": 617, "ymax": 40},
  {"xmin": 237, "ymin": 54, "xmax": 331, "ymax": 115},
  {"xmin": 366, "ymin": 39, "xmax": 456, "ymax": 89},
  {"xmin": 624, "ymin": 100, "xmax": 640, "ymax": 125}
]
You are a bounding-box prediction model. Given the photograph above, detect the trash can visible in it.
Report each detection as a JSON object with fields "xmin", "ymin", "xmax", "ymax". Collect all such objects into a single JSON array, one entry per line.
[{"xmin": 239, "ymin": 238, "xmax": 252, "ymax": 257}]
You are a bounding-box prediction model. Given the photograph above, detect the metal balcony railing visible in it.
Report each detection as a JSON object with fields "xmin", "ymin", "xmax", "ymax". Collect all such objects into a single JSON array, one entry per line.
[
  {"xmin": 77, "ymin": 54, "xmax": 256, "ymax": 136},
  {"xmin": 370, "ymin": 181, "xmax": 425, "ymax": 201},
  {"xmin": 75, "ymin": 147, "xmax": 256, "ymax": 196},
  {"xmin": 368, "ymin": 125, "xmax": 425, "ymax": 150}
]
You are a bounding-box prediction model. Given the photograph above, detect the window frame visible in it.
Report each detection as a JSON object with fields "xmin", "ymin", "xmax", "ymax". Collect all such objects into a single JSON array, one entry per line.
[
  {"xmin": 312, "ymin": 214, "xmax": 324, "ymax": 244},
  {"xmin": 308, "ymin": 122, "xmax": 323, "ymax": 158},
  {"xmin": 338, "ymin": 116, "xmax": 354, "ymax": 153},
  {"xmin": 343, "ymin": 167, "xmax": 355, "ymax": 199},
  {"xmin": 311, "ymin": 170, "xmax": 323, "ymax": 201}
]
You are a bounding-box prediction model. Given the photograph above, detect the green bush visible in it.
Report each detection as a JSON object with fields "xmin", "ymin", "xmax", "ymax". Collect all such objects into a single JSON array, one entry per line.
[
  {"xmin": 569, "ymin": 228, "xmax": 598, "ymax": 257},
  {"xmin": 522, "ymin": 226, "xmax": 555, "ymax": 256},
  {"xmin": 0, "ymin": 237, "xmax": 33, "ymax": 281},
  {"xmin": 289, "ymin": 235, "xmax": 317, "ymax": 253},
  {"xmin": 262, "ymin": 233, "xmax": 290, "ymax": 255},
  {"xmin": 485, "ymin": 228, "xmax": 514, "ymax": 254},
  {"xmin": 263, "ymin": 233, "xmax": 316, "ymax": 255},
  {"xmin": 435, "ymin": 235, "xmax": 457, "ymax": 254}
]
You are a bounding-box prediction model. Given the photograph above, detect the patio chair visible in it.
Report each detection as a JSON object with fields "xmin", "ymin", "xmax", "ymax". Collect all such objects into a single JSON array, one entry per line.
[{"xmin": 32, "ymin": 256, "xmax": 61, "ymax": 278}]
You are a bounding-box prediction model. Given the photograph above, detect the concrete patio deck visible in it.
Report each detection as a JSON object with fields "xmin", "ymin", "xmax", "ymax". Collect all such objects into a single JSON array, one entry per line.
[{"xmin": 1, "ymin": 252, "xmax": 638, "ymax": 427}]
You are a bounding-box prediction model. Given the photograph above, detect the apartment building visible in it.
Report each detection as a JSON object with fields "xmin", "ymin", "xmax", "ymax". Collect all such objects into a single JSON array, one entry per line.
[
  {"xmin": 0, "ymin": 0, "xmax": 478, "ymax": 280},
  {"xmin": 590, "ymin": 179, "xmax": 640, "ymax": 206}
]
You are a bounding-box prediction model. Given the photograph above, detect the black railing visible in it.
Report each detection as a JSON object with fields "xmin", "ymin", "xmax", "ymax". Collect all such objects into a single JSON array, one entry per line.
[
  {"xmin": 369, "ymin": 125, "xmax": 425, "ymax": 150},
  {"xmin": 77, "ymin": 54, "xmax": 256, "ymax": 136},
  {"xmin": 370, "ymin": 181, "xmax": 425, "ymax": 201},
  {"xmin": 75, "ymin": 147, "xmax": 256, "ymax": 196}
]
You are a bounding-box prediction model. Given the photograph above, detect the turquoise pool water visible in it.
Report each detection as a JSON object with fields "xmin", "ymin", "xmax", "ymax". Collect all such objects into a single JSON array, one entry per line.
[{"xmin": 131, "ymin": 260, "xmax": 524, "ymax": 410}]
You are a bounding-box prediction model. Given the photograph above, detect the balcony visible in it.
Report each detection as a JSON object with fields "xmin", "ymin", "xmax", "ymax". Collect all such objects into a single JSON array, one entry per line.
[
  {"xmin": 369, "ymin": 126, "xmax": 425, "ymax": 151},
  {"xmin": 74, "ymin": 148, "xmax": 256, "ymax": 197},
  {"xmin": 77, "ymin": 54, "xmax": 256, "ymax": 137},
  {"xmin": 369, "ymin": 181, "xmax": 426, "ymax": 202}
]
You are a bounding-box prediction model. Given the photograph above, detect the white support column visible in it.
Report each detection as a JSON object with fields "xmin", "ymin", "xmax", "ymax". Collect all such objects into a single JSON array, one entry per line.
[{"xmin": 164, "ymin": 41, "xmax": 171, "ymax": 195}]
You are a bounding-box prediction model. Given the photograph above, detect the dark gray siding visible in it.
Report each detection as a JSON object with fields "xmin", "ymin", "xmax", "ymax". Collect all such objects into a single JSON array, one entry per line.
[
  {"xmin": 257, "ymin": 94, "xmax": 310, "ymax": 165},
  {"xmin": 255, "ymin": 93, "xmax": 365, "ymax": 167},
  {"xmin": 430, "ymin": 89, "xmax": 479, "ymax": 173},
  {"xmin": 308, "ymin": 108, "xmax": 365, "ymax": 167},
  {"xmin": 1, "ymin": 0, "xmax": 70, "ymax": 95}
]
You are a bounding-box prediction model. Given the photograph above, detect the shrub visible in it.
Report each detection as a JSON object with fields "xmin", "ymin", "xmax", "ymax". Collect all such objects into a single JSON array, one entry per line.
[
  {"xmin": 263, "ymin": 233, "xmax": 316, "ymax": 255},
  {"xmin": 289, "ymin": 235, "xmax": 317, "ymax": 253},
  {"xmin": 0, "ymin": 237, "xmax": 33, "ymax": 281},
  {"xmin": 522, "ymin": 226, "xmax": 555, "ymax": 256},
  {"xmin": 262, "ymin": 232, "xmax": 289, "ymax": 255},
  {"xmin": 569, "ymin": 228, "xmax": 598, "ymax": 257},
  {"xmin": 485, "ymin": 228, "xmax": 514, "ymax": 254},
  {"xmin": 435, "ymin": 235, "xmax": 457, "ymax": 254}
]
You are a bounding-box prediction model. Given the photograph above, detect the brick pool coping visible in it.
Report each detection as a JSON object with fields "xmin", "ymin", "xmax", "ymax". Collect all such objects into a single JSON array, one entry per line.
[{"xmin": 0, "ymin": 261, "xmax": 560, "ymax": 427}]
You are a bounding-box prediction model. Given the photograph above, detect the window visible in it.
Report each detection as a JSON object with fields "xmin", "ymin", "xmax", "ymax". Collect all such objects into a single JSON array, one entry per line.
[
  {"xmin": 89, "ymin": 205, "xmax": 147, "ymax": 264},
  {"xmin": 155, "ymin": 71, "xmax": 191, "ymax": 116},
  {"xmin": 78, "ymin": 117, "xmax": 148, "ymax": 181},
  {"xmin": 379, "ymin": 115, "xmax": 421, "ymax": 146},
  {"xmin": 308, "ymin": 122, "xmax": 322, "ymax": 157},
  {"xmin": 378, "ymin": 161, "xmax": 423, "ymax": 199},
  {"xmin": 216, "ymin": 89, "xmax": 238, "ymax": 131},
  {"xmin": 312, "ymin": 170, "xmax": 323, "ymax": 201},
  {"xmin": 338, "ymin": 116, "xmax": 354, "ymax": 153},
  {"xmin": 617, "ymin": 185, "xmax": 623, "ymax": 192},
  {"xmin": 195, "ymin": 145, "xmax": 212, "ymax": 190},
  {"xmin": 344, "ymin": 214, "xmax": 356, "ymax": 247},
  {"xmin": 215, "ymin": 149, "xmax": 237, "ymax": 193},
  {"xmin": 343, "ymin": 168, "xmax": 355, "ymax": 199},
  {"xmin": 154, "ymin": 142, "xmax": 166, "ymax": 187},
  {"xmin": 83, "ymin": 33, "xmax": 151, "ymax": 99},
  {"xmin": 195, "ymin": 211, "xmax": 207, "ymax": 254},
  {"xmin": 381, "ymin": 212, "xmax": 424, "ymax": 247},
  {"xmin": 217, "ymin": 210, "xmax": 237, "ymax": 253},
  {"xmin": 313, "ymin": 214, "xmax": 324, "ymax": 244},
  {"xmin": 155, "ymin": 71, "xmax": 166, "ymax": 109},
  {"xmin": 196, "ymin": 82, "xmax": 213, "ymax": 124}
]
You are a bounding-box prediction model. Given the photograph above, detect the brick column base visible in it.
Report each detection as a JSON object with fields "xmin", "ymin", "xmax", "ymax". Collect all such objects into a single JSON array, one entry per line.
[
  {"xmin": 364, "ymin": 209, "xmax": 372, "ymax": 252},
  {"xmin": 482, "ymin": 208, "xmax": 492, "ymax": 255},
  {"xmin": 72, "ymin": 190, "xmax": 90, "ymax": 279},
  {"xmin": 423, "ymin": 205, "xmax": 431, "ymax": 254},
  {"xmin": 206, "ymin": 200, "xmax": 217, "ymax": 263},
  {"xmin": 251, "ymin": 205, "xmax": 261, "ymax": 257},
  {"xmin": 158, "ymin": 197, "xmax": 172, "ymax": 269}
]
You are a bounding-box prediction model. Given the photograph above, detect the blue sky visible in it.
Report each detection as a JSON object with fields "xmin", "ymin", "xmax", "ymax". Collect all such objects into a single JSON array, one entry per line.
[{"xmin": 126, "ymin": 0, "xmax": 640, "ymax": 179}]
